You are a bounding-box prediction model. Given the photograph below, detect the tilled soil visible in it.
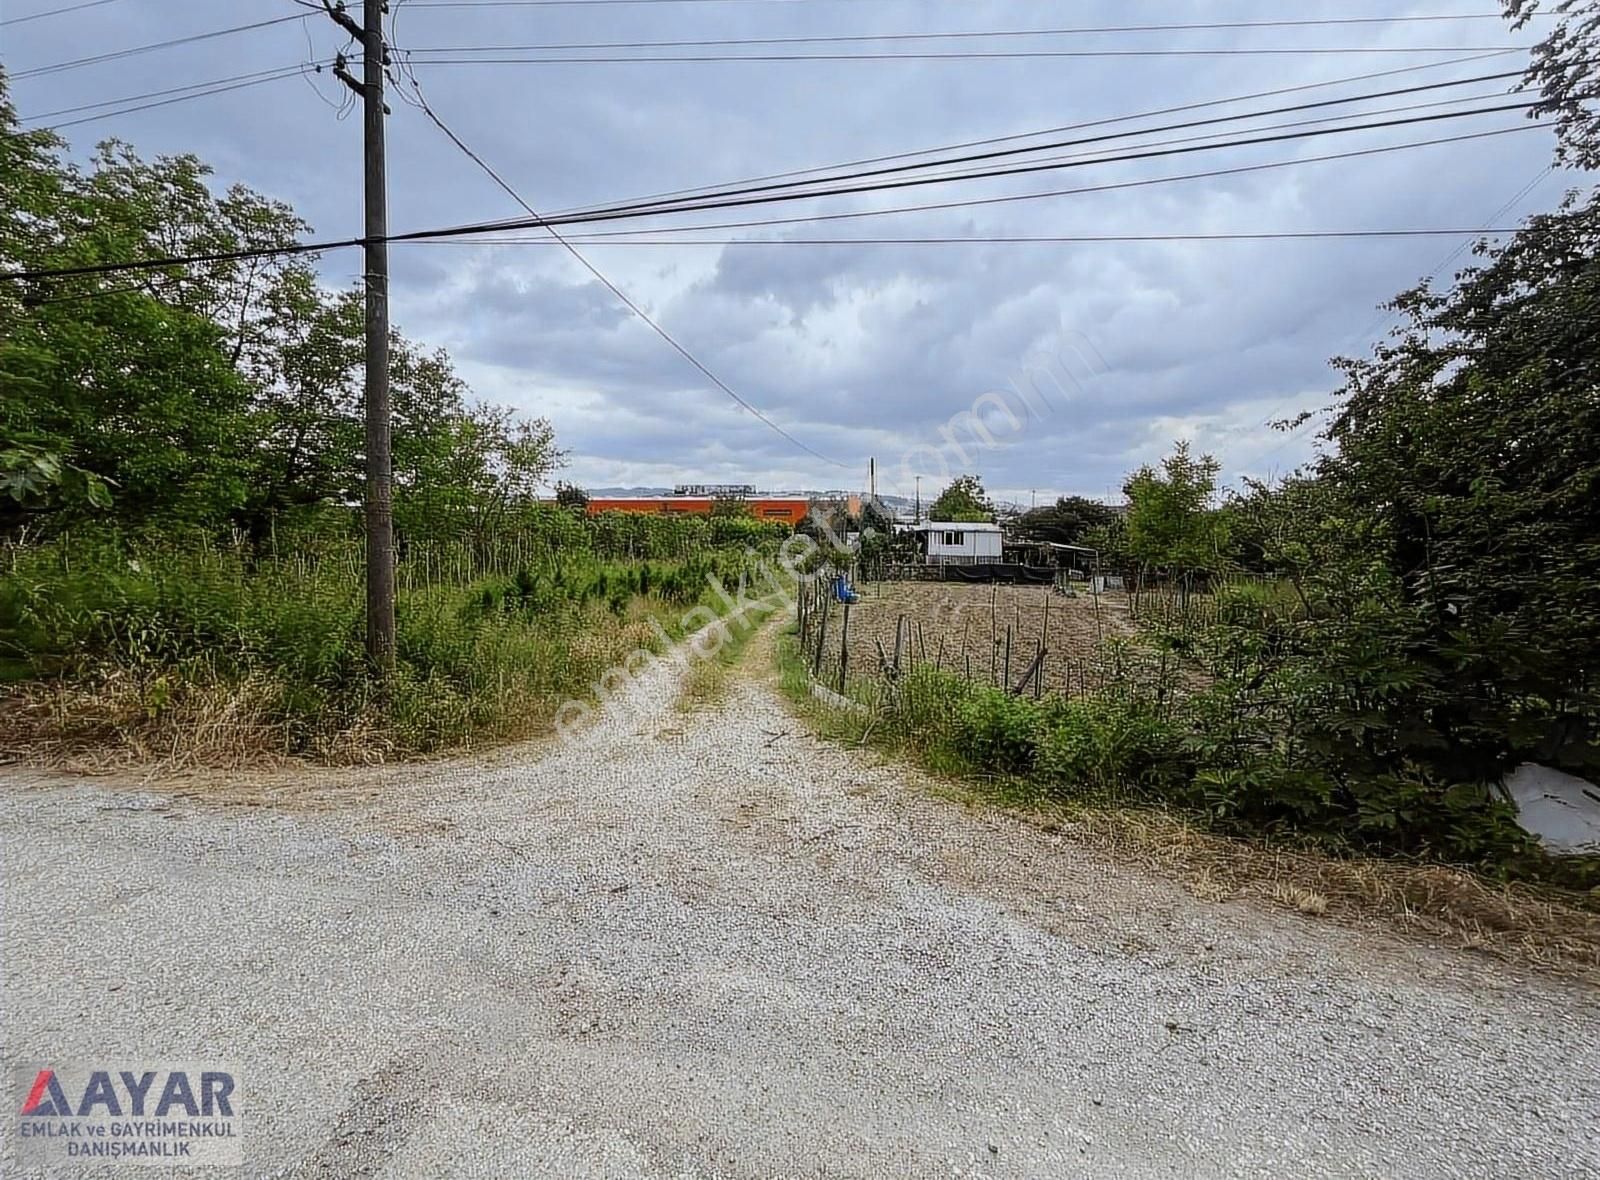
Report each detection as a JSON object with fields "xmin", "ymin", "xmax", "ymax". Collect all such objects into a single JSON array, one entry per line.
[
  {"xmin": 1, "ymin": 622, "xmax": 1596, "ymax": 1178},
  {"xmin": 821, "ymin": 581, "xmax": 1135, "ymax": 692}
]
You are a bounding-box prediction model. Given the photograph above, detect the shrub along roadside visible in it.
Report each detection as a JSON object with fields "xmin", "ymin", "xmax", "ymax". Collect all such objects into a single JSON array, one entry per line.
[{"xmin": 775, "ymin": 628, "xmax": 1600, "ymax": 892}]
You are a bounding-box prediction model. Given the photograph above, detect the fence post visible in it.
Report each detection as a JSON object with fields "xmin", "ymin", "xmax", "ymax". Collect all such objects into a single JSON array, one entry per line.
[
  {"xmin": 838, "ymin": 600, "xmax": 851, "ymax": 693},
  {"xmin": 813, "ymin": 589, "xmax": 831, "ymax": 678},
  {"xmin": 1003, "ymin": 626, "xmax": 1012, "ymax": 690}
]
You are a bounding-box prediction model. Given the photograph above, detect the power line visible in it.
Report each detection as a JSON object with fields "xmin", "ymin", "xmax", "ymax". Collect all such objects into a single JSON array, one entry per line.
[
  {"xmin": 415, "ymin": 228, "xmax": 1532, "ymax": 247},
  {"xmin": 0, "ymin": 0, "xmax": 125, "ymax": 27},
  {"xmin": 390, "ymin": 59, "xmax": 847, "ymax": 467},
  {"xmin": 407, "ymin": 0, "xmax": 962, "ymax": 4},
  {"xmin": 404, "ymin": 16, "xmax": 1544, "ymax": 53},
  {"xmin": 513, "ymin": 124, "xmax": 1540, "ymax": 240},
  {"xmin": 412, "ymin": 46, "xmax": 1524, "ymax": 64},
  {"xmin": 541, "ymin": 51, "xmax": 1518, "ymax": 221},
  {"xmin": 30, "ymin": 69, "xmax": 320, "ymax": 131},
  {"xmin": 486, "ymin": 102, "xmax": 1543, "ymax": 234},
  {"xmin": 834, "ymin": 90, "xmax": 1520, "ymax": 189},
  {"xmin": 1242, "ymin": 163, "xmax": 1558, "ymax": 468},
  {"xmin": 20, "ymin": 64, "xmax": 324, "ymax": 127},
  {"xmin": 543, "ymin": 66, "xmax": 1535, "ymax": 224},
  {"xmin": 12, "ymin": 13, "xmax": 311, "ymax": 80},
  {"xmin": 0, "ymin": 121, "xmax": 1543, "ymax": 284},
  {"xmin": 403, "ymin": 0, "xmax": 1541, "ymax": 7}
]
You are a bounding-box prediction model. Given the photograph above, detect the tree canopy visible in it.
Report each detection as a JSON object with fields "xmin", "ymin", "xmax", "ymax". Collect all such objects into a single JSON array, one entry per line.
[
  {"xmin": 1016, "ymin": 495, "xmax": 1115, "ymax": 547},
  {"xmin": 0, "ymin": 78, "xmax": 563, "ymax": 542},
  {"xmin": 1122, "ymin": 443, "xmax": 1228, "ymax": 573},
  {"xmin": 927, "ymin": 474, "xmax": 995, "ymax": 523}
]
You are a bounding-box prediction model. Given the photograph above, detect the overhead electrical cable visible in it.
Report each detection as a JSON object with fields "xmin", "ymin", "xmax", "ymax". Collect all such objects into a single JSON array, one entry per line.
[
  {"xmin": 0, "ymin": 0, "xmax": 126, "ymax": 26},
  {"xmin": 390, "ymin": 57, "xmax": 847, "ymax": 467},
  {"xmin": 539, "ymin": 51, "xmax": 1520, "ymax": 218},
  {"xmin": 0, "ymin": 118, "xmax": 1543, "ymax": 283},
  {"xmin": 410, "ymin": 228, "xmax": 1532, "ymax": 246},
  {"xmin": 541, "ymin": 65, "xmax": 1537, "ymax": 223},
  {"xmin": 411, "ymin": 46, "xmax": 1524, "ymax": 64},
  {"xmin": 403, "ymin": 16, "xmax": 1546, "ymax": 52},
  {"xmin": 495, "ymin": 124, "xmax": 1541, "ymax": 240},
  {"xmin": 824, "ymin": 90, "xmax": 1522, "ymax": 189},
  {"xmin": 460, "ymin": 102, "xmax": 1542, "ymax": 233},
  {"xmin": 400, "ymin": 0, "xmax": 1546, "ymax": 9},
  {"xmin": 20, "ymin": 64, "xmax": 326, "ymax": 128},
  {"xmin": 12, "ymin": 13, "xmax": 311, "ymax": 80}
]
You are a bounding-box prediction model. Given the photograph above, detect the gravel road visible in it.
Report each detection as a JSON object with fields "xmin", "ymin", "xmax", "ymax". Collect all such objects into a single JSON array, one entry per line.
[{"xmin": 2, "ymin": 623, "xmax": 1597, "ymax": 1178}]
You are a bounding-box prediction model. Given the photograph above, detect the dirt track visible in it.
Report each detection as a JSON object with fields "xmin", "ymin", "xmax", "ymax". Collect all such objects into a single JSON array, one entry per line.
[{"xmin": 2, "ymin": 622, "xmax": 1596, "ymax": 1178}]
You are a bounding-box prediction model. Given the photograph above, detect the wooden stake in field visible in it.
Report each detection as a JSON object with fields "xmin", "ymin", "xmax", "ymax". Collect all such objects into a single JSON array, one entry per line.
[
  {"xmin": 838, "ymin": 600, "xmax": 851, "ymax": 693},
  {"xmin": 1012, "ymin": 644, "xmax": 1046, "ymax": 696},
  {"xmin": 813, "ymin": 589, "xmax": 831, "ymax": 678},
  {"xmin": 1003, "ymin": 625, "xmax": 1012, "ymax": 690}
]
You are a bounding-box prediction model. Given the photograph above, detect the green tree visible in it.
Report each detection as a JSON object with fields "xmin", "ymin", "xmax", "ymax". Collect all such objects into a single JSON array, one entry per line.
[
  {"xmin": 1315, "ymin": 190, "xmax": 1600, "ymax": 777},
  {"xmin": 927, "ymin": 474, "xmax": 994, "ymax": 522},
  {"xmin": 554, "ymin": 481, "xmax": 589, "ymax": 511},
  {"xmin": 1016, "ymin": 495, "xmax": 1115, "ymax": 546},
  {"xmin": 1504, "ymin": 0, "xmax": 1600, "ymax": 171},
  {"xmin": 1122, "ymin": 442, "xmax": 1228, "ymax": 574}
]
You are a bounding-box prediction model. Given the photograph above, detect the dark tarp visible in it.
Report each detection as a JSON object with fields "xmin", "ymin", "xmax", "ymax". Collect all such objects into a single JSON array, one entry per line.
[{"xmin": 942, "ymin": 563, "xmax": 1055, "ymax": 584}]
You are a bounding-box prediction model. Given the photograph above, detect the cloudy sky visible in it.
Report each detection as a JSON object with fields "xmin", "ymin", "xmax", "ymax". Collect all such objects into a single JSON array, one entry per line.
[{"xmin": 4, "ymin": 0, "xmax": 1575, "ymax": 505}]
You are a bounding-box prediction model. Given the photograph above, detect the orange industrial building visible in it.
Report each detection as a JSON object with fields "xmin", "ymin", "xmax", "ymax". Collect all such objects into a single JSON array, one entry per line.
[{"xmin": 585, "ymin": 496, "xmax": 813, "ymax": 526}]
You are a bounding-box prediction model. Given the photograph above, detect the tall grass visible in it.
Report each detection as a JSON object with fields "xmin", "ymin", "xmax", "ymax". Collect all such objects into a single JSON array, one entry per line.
[{"xmin": 0, "ymin": 529, "xmax": 761, "ymax": 765}]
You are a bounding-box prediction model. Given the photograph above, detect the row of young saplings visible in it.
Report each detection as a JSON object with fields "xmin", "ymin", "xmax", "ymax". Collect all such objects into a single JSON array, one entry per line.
[{"xmin": 795, "ymin": 576, "xmax": 1121, "ymax": 702}]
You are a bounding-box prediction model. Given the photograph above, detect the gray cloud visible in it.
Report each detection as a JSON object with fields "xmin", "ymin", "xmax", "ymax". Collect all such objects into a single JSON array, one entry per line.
[{"xmin": 7, "ymin": 0, "xmax": 1571, "ymax": 500}]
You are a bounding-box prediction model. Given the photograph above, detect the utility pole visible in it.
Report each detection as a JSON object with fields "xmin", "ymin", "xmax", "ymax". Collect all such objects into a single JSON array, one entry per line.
[
  {"xmin": 914, "ymin": 475, "xmax": 921, "ymax": 524},
  {"xmin": 328, "ymin": 0, "xmax": 394, "ymax": 673}
]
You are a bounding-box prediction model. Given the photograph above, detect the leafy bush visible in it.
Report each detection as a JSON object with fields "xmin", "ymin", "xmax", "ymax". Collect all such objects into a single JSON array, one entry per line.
[{"xmin": 1035, "ymin": 697, "xmax": 1189, "ymax": 800}]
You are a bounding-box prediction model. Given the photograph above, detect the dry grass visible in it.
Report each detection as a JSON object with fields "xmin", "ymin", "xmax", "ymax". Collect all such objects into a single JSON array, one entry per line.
[
  {"xmin": 0, "ymin": 671, "xmax": 302, "ymax": 774},
  {"xmin": 0, "ymin": 599, "xmax": 679, "ymax": 774},
  {"xmin": 1041, "ymin": 804, "xmax": 1600, "ymax": 979},
  {"xmin": 1268, "ymin": 882, "xmax": 1331, "ymax": 916}
]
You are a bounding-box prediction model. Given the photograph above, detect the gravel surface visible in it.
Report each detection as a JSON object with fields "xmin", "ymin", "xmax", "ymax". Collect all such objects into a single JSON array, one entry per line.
[{"xmin": 2, "ymin": 623, "xmax": 1597, "ymax": 1178}]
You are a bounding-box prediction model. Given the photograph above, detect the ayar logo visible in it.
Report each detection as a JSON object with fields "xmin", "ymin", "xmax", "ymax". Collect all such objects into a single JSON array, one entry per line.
[
  {"xmin": 13, "ymin": 1063, "xmax": 242, "ymax": 1167},
  {"xmin": 20, "ymin": 1067, "xmax": 234, "ymax": 1118}
]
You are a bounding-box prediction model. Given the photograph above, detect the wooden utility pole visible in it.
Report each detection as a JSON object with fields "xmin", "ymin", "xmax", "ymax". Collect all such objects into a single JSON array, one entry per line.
[
  {"xmin": 362, "ymin": 0, "xmax": 394, "ymax": 673},
  {"xmin": 328, "ymin": 0, "xmax": 394, "ymax": 672}
]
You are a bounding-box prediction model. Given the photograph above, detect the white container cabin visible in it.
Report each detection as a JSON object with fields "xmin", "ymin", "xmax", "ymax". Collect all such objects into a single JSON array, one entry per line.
[{"xmin": 912, "ymin": 521, "xmax": 1004, "ymax": 565}]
